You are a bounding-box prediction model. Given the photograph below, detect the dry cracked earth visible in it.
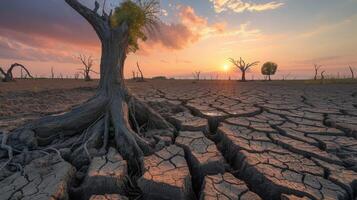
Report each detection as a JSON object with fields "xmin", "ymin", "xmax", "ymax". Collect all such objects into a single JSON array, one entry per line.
[{"xmin": 0, "ymin": 79, "xmax": 357, "ymax": 200}]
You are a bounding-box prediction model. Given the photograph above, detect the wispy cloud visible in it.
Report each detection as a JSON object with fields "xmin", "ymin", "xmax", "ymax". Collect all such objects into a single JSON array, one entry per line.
[{"xmin": 209, "ymin": 0, "xmax": 284, "ymax": 13}]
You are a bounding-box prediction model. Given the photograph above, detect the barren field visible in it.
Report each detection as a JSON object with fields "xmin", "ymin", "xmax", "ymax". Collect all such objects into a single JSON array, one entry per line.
[{"xmin": 1, "ymin": 79, "xmax": 357, "ymax": 200}]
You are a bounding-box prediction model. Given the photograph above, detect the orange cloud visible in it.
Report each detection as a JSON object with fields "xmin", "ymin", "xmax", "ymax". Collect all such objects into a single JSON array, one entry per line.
[
  {"xmin": 178, "ymin": 6, "xmax": 207, "ymax": 26},
  {"xmin": 145, "ymin": 5, "xmax": 207, "ymax": 50},
  {"xmin": 146, "ymin": 22, "xmax": 200, "ymax": 50}
]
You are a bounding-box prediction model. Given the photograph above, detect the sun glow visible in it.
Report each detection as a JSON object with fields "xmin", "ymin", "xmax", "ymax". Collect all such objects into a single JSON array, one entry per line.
[{"xmin": 223, "ymin": 63, "xmax": 230, "ymax": 72}]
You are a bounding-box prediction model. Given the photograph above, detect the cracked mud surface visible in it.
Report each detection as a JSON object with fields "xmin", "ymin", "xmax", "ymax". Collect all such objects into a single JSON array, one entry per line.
[{"xmin": 1, "ymin": 79, "xmax": 357, "ymax": 199}]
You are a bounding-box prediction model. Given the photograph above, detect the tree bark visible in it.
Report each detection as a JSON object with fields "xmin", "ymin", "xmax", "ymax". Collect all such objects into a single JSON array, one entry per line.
[
  {"xmin": 3, "ymin": 0, "xmax": 162, "ymax": 175},
  {"xmin": 241, "ymin": 70, "xmax": 246, "ymax": 81}
]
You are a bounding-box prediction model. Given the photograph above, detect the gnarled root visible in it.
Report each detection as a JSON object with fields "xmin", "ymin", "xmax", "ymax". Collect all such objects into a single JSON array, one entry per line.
[{"xmin": 1, "ymin": 90, "xmax": 171, "ymax": 179}]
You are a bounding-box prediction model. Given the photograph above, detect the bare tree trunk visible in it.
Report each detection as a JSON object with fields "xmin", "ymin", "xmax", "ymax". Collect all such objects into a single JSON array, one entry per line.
[
  {"xmin": 349, "ymin": 66, "xmax": 354, "ymax": 79},
  {"xmin": 320, "ymin": 70, "xmax": 325, "ymax": 84},
  {"xmin": 136, "ymin": 62, "xmax": 145, "ymax": 82},
  {"xmin": 268, "ymin": 74, "xmax": 271, "ymax": 81},
  {"xmin": 241, "ymin": 70, "xmax": 246, "ymax": 81},
  {"xmin": 51, "ymin": 67, "xmax": 55, "ymax": 79},
  {"xmin": 314, "ymin": 69, "xmax": 318, "ymax": 80},
  {"xmin": 84, "ymin": 73, "xmax": 91, "ymax": 81},
  {"xmin": 132, "ymin": 71, "xmax": 136, "ymax": 80}
]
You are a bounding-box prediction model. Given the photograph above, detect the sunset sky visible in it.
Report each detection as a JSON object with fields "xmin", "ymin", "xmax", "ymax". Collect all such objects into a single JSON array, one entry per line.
[{"xmin": 1, "ymin": 0, "xmax": 357, "ymax": 80}]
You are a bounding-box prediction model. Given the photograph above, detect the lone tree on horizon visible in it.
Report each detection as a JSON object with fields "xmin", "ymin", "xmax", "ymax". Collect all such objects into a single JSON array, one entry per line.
[
  {"xmin": 261, "ymin": 62, "xmax": 278, "ymax": 81},
  {"xmin": 1, "ymin": 0, "xmax": 173, "ymax": 181},
  {"xmin": 229, "ymin": 57, "xmax": 259, "ymax": 81},
  {"xmin": 192, "ymin": 71, "xmax": 201, "ymax": 82},
  {"xmin": 77, "ymin": 54, "xmax": 97, "ymax": 81},
  {"xmin": 314, "ymin": 64, "xmax": 322, "ymax": 80}
]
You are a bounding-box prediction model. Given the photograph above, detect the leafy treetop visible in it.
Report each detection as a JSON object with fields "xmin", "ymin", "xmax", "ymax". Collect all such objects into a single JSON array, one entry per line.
[
  {"xmin": 110, "ymin": 0, "xmax": 159, "ymax": 53},
  {"xmin": 261, "ymin": 62, "xmax": 278, "ymax": 75}
]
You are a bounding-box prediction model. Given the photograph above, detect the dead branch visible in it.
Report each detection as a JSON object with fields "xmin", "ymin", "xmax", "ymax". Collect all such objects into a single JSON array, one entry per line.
[
  {"xmin": 192, "ymin": 71, "xmax": 201, "ymax": 82},
  {"xmin": 0, "ymin": 63, "xmax": 33, "ymax": 82},
  {"xmin": 51, "ymin": 67, "xmax": 55, "ymax": 79},
  {"xmin": 349, "ymin": 66, "xmax": 354, "ymax": 79},
  {"xmin": 314, "ymin": 64, "xmax": 322, "ymax": 80},
  {"xmin": 320, "ymin": 70, "xmax": 326, "ymax": 84},
  {"xmin": 132, "ymin": 71, "xmax": 137, "ymax": 80},
  {"xmin": 136, "ymin": 62, "xmax": 145, "ymax": 82}
]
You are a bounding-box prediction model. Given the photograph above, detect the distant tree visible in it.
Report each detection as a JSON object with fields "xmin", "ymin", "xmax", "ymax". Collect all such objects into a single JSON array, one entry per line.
[
  {"xmin": 320, "ymin": 70, "xmax": 326, "ymax": 84},
  {"xmin": 0, "ymin": 63, "xmax": 33, "ymax": 82},
  {"xmin": 74, "ymin": 72, "xmax": 80, "ymax": 80},
  {"xmin": 349, "ymin": 66, "xmax": 354, "ymax": 79},
  {"xmin": 51, "ymin": 67, "xmax": 55, "ymax": 79},
  {"xmin": 192, "ymin": 71, "xmax": 201, "ymax": 82},
  {"xmin": 77, "ymin": 54, "xmax": 98, "ymax": 81},
  {"xmin": 261, "ymin": 62, "xmax": 278, "ymax": 81},
  {"xmin": 314, "ymin": 64, "xmax": 322, "ymax": 80},
  {"xmin": 282, "ymin": 73, "xmax": 291, "ymax": 81},
  {"xmin": 132, "ymin": 70, "xmax": 137, "ymax": 80},
  {"xmin": 229, "ymin": 57, "xmax": 259, "ymax": 81},
  {"xmin": 136, "ymin": 62, "xmax": 145, "ymax": 82}
]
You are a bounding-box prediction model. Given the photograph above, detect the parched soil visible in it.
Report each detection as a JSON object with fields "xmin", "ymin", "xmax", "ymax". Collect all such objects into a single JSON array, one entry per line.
[{"xmin": 1, "ymin": 79, "xmax": 357, "ymax": 200}]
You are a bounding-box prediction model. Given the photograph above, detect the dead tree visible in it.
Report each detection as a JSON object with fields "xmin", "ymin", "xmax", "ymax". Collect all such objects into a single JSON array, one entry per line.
[
  {"xmin": 132, "ymin": 71, "xmax": 137, "ymax": 80},
  {"xmin": 136, "ymin": 62, "xmax": 145, "ymax": 82},
  {"xmin": 77, "ymin": 54, "xmax": 97, "ymax": 81},
  {"xmin": 320, "ymin": 70, "xmax": 326, "ymax": 84},
  {"xmin": 229, "ymin": 57, "xmax": 259, "ymax": 81},
  {"xmin": 349, "ymin": 66, "xmax": 354, "ymax": 79},
  {"xmin": 51, "ymin": 67, "xmax": 55, "ymax": 79},
  {"xmin": 1, "ymin": 0, "xmax": 173, "ymax": 181},
  {"xmin": 282, "ymin": 73, "xmax": 291, "ymax": 81},
  {"xmin": 0, "ymin": 63, "xmax": 33, "ymax": 82},
  {"xmin": 192, "ymin": 71, "xmax": 201, "ymax": 82},
  {"xmin": 314, "ymin": 64, "xmax": 322, "ymax": 80},
  {"xmin": 74, "ymin": 72, "xmax": 80, "ymax": 80}
]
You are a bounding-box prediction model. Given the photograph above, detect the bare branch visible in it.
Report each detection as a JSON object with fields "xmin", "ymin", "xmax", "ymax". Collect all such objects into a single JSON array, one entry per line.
[
  {"xmin": 64, "ymin": 0, "xmax": 109, "ymax": 40},
  {"xmin": 136, "ymin": 62, "xmax": 145, "ymax": 81},
  {"xmin": 77, "ymin": 54, "xmax": 95, "ymax": 81},
  {"xmin": 314, "ymin": 64, "xmax": 322, "ymax": 80},
  {"xmin": 349, "ymin": 66, "xmax": 354, "ymax": 79},
  {"xmin": 0, "ymin": 67, "xmax": 6, "ymax": 77},
  {"xmin": 229, "ymin": 57, "xmax": 258, "ymax": 81}
]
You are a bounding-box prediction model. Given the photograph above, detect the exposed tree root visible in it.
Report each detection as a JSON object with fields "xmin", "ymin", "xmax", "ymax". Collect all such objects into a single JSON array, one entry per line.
[
  {"xmin": 0, "ymin": 133, "xmax": 13, "ymax": 171},
  {"xmin": 0, "ymin": 89, "xmax": 173, "ymax": 197}
]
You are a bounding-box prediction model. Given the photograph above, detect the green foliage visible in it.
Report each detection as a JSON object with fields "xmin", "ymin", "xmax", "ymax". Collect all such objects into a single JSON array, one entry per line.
[
  {"xmin": 111, "ymin": 0, "xmax": 158, "ymax": 53},
  {"xmin": 261, "ymin": 62, "xmax": 278, "ymax": 76}
]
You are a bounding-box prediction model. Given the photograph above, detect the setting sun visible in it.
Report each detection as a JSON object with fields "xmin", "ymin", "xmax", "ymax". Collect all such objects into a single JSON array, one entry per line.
[{"xmin": 223, "ymin": 64, "xmax": 230, "ymax": 72}]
